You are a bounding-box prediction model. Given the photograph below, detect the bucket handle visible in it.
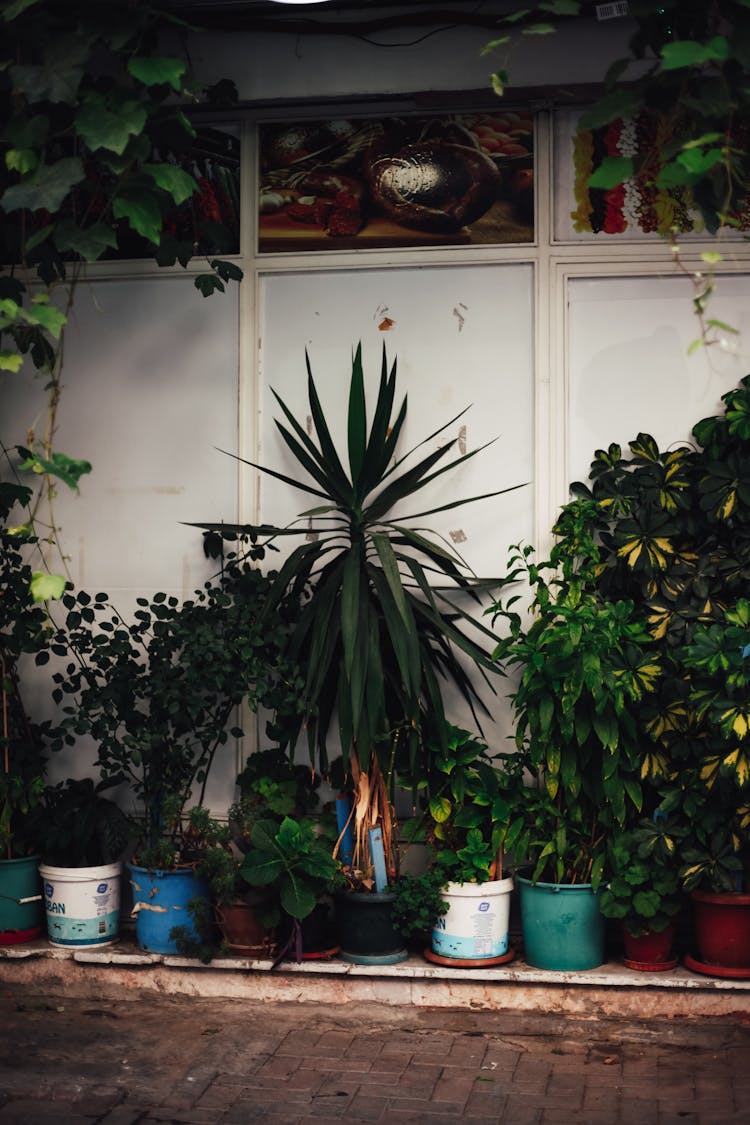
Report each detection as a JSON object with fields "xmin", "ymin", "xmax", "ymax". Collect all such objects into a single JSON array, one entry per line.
[{"xmin": 0, "ymin": 893, "xmax": 42, "ymax": 905}]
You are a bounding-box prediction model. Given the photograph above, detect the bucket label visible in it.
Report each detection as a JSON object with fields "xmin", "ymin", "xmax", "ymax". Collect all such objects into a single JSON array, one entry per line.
[
  {"xmin": 46, "ymin": 908, "xmax": 119, "ymax": 946},
  {"xmin": 96, "ymin": 883, "xmax": 108, "ymax": 894},
  {"xmin": 478, "ymin": 902, "xmax": 490, "ymax": 912}
]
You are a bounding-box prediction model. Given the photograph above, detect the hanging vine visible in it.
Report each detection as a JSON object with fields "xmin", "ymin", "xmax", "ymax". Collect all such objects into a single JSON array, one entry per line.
[{"xmin": 0, "ymin": 0, "xmax": 242, "ymax": 596}]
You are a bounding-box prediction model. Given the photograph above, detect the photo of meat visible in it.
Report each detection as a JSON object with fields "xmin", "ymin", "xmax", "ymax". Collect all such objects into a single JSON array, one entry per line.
[{"xmin": 258, "ymin": 111, "xmax": 533, "ymax": 252}]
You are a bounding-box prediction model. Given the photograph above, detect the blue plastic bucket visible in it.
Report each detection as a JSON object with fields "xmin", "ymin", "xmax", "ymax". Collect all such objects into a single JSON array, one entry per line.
[
  {"xmin": 128, "ymin": 864, "xmax": 210, "ymax": 954},
  {"xmin": 517, "ymin": 875, "xmax": 604, "ymax": 970}
]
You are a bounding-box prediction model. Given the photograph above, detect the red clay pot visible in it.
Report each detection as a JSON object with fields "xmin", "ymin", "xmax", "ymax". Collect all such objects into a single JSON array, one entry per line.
[
  {"xmin": 690, "ymin": 889, "xmax": 750, "ymax": 969},
  {"xmin": 622, "ymin": 923, "xmax": 676, "ymax": 969},
  {"xmin": 216, "ymin": 900, "xmax": 277, "ymax": 957}
]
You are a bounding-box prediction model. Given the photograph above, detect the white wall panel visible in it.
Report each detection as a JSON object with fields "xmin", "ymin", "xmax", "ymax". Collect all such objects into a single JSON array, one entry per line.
[
  {"xmin": 2, "ymin": 276, "xmax": 241, "ymax": 797},
  {"xmin": 568, "ymin": 274, "xmax": 750, "ymax": 488},
  {"xmin": 256, "ymin": 263, "xmax": 535, "ymax": 751}
]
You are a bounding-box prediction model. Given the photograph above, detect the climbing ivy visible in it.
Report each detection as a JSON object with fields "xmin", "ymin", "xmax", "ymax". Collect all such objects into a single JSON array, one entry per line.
[{"xmin": 0, "ymin": 0, "xmax": 242, "ymax": 594}]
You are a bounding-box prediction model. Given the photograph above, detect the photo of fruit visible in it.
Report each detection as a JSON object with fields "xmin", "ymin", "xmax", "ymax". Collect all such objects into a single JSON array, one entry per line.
[{"xmin": 258, "ymin": 110, "xmax": 533, "ymax": 252}]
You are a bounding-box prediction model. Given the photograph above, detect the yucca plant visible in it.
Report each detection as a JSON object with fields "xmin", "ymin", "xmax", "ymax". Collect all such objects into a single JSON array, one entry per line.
[{"xmin": 196, "ymin": 344, "xmax": 523, "ymax": 884}]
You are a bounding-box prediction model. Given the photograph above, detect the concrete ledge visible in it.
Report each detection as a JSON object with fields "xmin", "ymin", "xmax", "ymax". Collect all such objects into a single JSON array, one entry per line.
[{"xmin": 2, "ymin": 936, "xmax": 749, "ymax": 1021}]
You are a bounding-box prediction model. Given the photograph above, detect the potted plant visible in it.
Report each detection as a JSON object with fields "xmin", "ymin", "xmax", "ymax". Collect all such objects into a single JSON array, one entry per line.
[
  {"xmin": 490, "ymin": 500, "xmax": 662, "ymax": 970},
  {"xmin": 195, "ymin": 344, "xmax": 522, "ymax": 963},
  {"xmin": 50, "ymin": 556, "xmax": 301, "ymax": 954},
  {"xmin": 420, "ymin": 724, "xmax": 527, "ymax": 965},
  {"xmin": 516, "ymin": 378, "xmax": 750, "ymax": 973},
  {"xmin": 32, "ymin": 776, "xmax": 131, "ymax": 949},
  {"xmin": 670, "ymin": 601, "xmax": 750, "ymax": 976},
  {"xmin": 0, "ymin": 482, "xmax": 54, "ymax": 944},
  {"xmin": 599, "ymin": 818, "xmax": 685, "ymax": 971},
  {"xmin": 238, "ymin": 815, "xmax": 343, "ymax": 962}
]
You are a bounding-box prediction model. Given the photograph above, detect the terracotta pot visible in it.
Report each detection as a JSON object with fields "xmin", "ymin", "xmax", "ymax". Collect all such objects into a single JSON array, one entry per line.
[
  {"xmin": 622, "ymin": 923, "xmax": 677, "ymax": 970},
  {"xmin": 690, "ymin": 889, "xmax": 750, "ymax": 969},
  {"xmin": 216, "ymin": 899, "xmax": 277, "ymax": 957}
]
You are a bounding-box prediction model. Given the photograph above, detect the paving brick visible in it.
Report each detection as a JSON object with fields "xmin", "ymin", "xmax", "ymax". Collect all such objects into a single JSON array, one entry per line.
[
  {"xmin": 98, "ymin": 1108, "xmax": 149, "ymax": 1125},
  {"xmin": 431, "ymin": 1073, "xmax": 478, "ymax": 1104},
  {"xmin": 367, "ymin": 1054, "xmax": 407, "ymax": 1074},
  {"xmin": 464, "ymin": 1087, "xmax": 508, "ymax": 1116},
  {"xmin": 619, "ymin": 1098, "xmax": 659, "ymax": 1125},
  {"xmin": 316, "ymin": 1031, "xmax": 356, "ymax": 1051},
  {"xmin": 0, "ymin": 1102, "xmax": 91, "ymax": 1123},
  {"xmin": 283, "ymin": 1070, "xmax": 327, "ymax": 1093},
  {"xmin": 144, "ymin": 1108, "xmax": 227, "ymax": 1124},
  {"xmin": 499, "ymin": 1094, "xmax": 544, "ymax": 1124},
  {"xmin": 254, "ymin": 1055, "xmax": 303, "ymax": 1078},
  {"xmin": 343, "ymin": 1092, "xmax": 388, "ymax": 1120}
]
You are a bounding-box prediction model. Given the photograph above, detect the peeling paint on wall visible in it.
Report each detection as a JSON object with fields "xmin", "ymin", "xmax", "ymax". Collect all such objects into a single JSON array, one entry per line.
[
  {"xmin": 374, "ymin": 302, "xmax": 394, "ymax": 330},
  {"xmin": 449, "ymin": 529, "xmax": 467, "ymax": 544},
  {"xmin": 458, "ymin": 424, "xmax": 467, "ymax": 456}
]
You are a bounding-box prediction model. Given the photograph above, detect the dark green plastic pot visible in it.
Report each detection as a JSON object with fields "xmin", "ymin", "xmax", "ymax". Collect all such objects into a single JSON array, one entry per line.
[
  {"xmin": 334, "ymin": 890, "xmax": 408, "ymax": 965},
  {"xmin": 0, "ymin": 856, "xmax": 43, "ymax": 943},
  {"xmin": 517, "ymin": 874, "xmax": 604, "ymax": 970}
]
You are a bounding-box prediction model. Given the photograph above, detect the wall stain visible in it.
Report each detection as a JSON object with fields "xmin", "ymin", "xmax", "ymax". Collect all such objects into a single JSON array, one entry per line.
[{"xmin": 452, "ymin": 302, "xmax": 468, "ymax": 332}]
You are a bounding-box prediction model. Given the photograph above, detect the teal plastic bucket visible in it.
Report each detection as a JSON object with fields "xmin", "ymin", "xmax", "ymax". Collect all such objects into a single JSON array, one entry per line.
[
  {"xmin": 128, "ymin": 864, "xmax": 210, "ymax": 955},
  {"xmin": 517, "ymin": 875, "xmax": 604, "ymax": 970},
  {"xmin": 0, "ymin": 855, "xmax": 43, "ymax": 943}
]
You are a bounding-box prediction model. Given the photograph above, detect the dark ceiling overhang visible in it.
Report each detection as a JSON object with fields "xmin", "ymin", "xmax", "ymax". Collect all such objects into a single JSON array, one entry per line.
[{"xmin": 162, "ymin": 1, "xmax": 603, "ymax": 36}]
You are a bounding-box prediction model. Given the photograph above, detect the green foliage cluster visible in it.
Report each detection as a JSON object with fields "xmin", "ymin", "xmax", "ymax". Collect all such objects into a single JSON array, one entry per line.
[
  {"xmin": 425, "ymin": 725, "xmax": 528, "ymax": 885},
  {"xmin": 0, "ymin": 0, "xmax": 242, "ymax": 598},
  {"xmin": 30, "ymin": 776, "xmax": 131, "ymax": 867},
  {"xmin": 0, "ymin": 480, "xmax": 56, "ymax": 857},
  {"xmin": 47, "ymin": 559, "xmax": 303, "ymax": 866},
  {"xmin": 494, "ymin": 375, "xmax": 750, "ymax": 892},
  {"xmin": 0, "ymin": 1, "xmax": 240, "ymax": 325},
  {"xmin": 390, "ymin": 868, "xmax": 448, "ymax": 944},
  {"xmin": 599, "ymin": 819, "xmax": 684, "ymax": 937},
  {"xmin": 239, "ymin": 816, "xmax": 342, "ymax": 924},
  {"xmin": 491, "ymin": 502, "xmax": 661, "ymax": 887},
  {"xmin": 490, "ymin": 1, "xmax": 750, "ymax": 233}
]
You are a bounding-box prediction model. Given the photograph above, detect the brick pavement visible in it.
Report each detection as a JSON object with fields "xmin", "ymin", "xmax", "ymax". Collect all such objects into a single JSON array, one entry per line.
[{"xmin": 0, "ymin": 990, "xmax": 748, "ymax": 1124}]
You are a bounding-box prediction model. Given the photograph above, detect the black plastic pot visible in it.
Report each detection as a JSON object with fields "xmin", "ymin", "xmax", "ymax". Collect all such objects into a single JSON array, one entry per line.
[{"xmin": 334, "ymin": 889, "xmax": 408, "ymax": 964}]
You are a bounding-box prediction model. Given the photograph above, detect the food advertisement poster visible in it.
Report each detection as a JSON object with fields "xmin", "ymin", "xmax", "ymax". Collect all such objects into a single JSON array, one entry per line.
[{"xmin": 258, "ymin": 111, "xmax": 534, "ymax": 252}]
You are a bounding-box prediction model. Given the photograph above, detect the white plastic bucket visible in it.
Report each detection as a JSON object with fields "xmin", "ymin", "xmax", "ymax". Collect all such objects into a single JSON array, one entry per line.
[
  {"xmin": 39, "ymin": 862, "xmax": 121, "ymax": 948},
  {"xmin": 431, "ymin": 877, "xmax": 514, "ymax": 959}
]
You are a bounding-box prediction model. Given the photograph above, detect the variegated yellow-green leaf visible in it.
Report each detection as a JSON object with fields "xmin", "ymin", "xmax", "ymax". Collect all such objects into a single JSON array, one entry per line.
[
  {"xmin": 699, "ymin": 755, "xmax": 721, "ymax": 787},
  {"xmin": 429, "ymin": 796, "xmax": 452, "ymax": 823},
  {"xmin": 733, "ymin": 711, "xmax": 749, "ymax": 739},
  {"xmin": 617, "ymin": 539, "xmax": 643, "ymax": 566},
  {"xmin": 723, "ymin": 747, "xmax": 750, "ymax": 786},
  {"xmin": 641, "ymin": 749, "xmax": 668, "ymax": 780}
]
